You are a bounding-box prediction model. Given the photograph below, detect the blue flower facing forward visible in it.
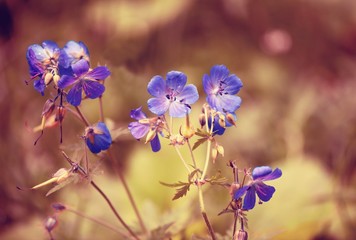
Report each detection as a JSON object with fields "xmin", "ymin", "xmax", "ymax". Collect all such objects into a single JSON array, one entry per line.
[
  {"xmin": 84, "ymin": 122, "xmax": 112, "ymax": 154},
  {"xmin": 26, "ymin": 40, "xmax": 61, "ymax": 95},
  {"xmin": 128, "ymin": 107, "xmax": 163, "ymax": 152},
  {"xmin": 203, "ymin": 65, "xmax": 243, "ymax": 113},
  {"xmin": 57, "ymin": 59, "xmax": 110, "ymax": 106},
  {"xmin": 234, "ymin": 166, "xmax": 282, "ymax": 210},
  {"xmin": 147, "ymin": 71, "xmax": 199, "ymax": 118}
]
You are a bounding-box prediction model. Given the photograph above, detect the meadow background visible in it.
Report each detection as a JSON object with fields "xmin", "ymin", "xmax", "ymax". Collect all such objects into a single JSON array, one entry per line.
[{"xmin": 0, "ymin": 0, "xmax": 355, "ymax": 239}]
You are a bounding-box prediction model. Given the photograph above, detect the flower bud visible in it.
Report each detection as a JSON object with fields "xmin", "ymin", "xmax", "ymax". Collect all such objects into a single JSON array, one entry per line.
[
  {"xmin": 226, "ymin": 113, "xmax": 237, "ymax": 127},
  {"xmin": 212, "ymin": 147, "xmax": 218, "ymax": 163},
  {"xmin": 199, "ymin": 113, "xmax": 206, "ymax": 127},
  {"xmin": 218, "ymin": 115, "xmax": 226, "ymax": 128},
  {"xmin": 53, "ymin": 74, "xmax": 60, "ymax": 86},
  {"xmin": 234, "ymin": 230, "xmax": 248, "ymax": 240},
  {"xmin": 145, "ymin": 129, "xmax": 157, "ymax": 144},
  {"xmin": 44, "ymin": 72, "xmax": 53, "ymax": 85},
  {"xmin": 217, "ymin": 145, "xmax": 224, "ymax": 156},
  {"xmin": 44, "ymin": 216, "xmax": 57, "ymax": 233}
]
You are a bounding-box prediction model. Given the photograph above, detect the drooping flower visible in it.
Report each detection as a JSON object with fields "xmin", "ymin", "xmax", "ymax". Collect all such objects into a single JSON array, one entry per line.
[
  {"xmin": 203, "ymin": 65, "xmax": 243, "ymax": 113},
  {"xmin": 234, "ymin": 166, "xmax": 282, "ymax": 210},
  {"xmin": 128, "ymin": 106, "xmax": 164, "ymax": 152},
  {"xmin": 84, "ymin": 122, "xmax": 112, "ymax": 154},
  {"xmin": 59, "ymin": 40, "xmax": 90, "ymax": 68},
  {"xmin": 147, "ymin": 71, "xmax": 199, "ymax": 118},
  {"xmin": 57, "ymin": 59, "xmax": 110, "ymax": 106},
  {"xmin": 26, "ymin": 40, "xmax": 61, "ymax": 95}
]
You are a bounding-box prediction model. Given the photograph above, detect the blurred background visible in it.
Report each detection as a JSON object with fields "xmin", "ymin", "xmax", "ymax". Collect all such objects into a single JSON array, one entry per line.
[{"xmin": 1, "ymin": 0, "xmax": 356, "ymax": 239}]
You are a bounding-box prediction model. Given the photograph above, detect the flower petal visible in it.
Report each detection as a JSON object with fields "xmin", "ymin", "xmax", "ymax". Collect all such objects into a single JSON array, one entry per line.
[
  {"xmin": 150, "ymin": 134, "xmax": 161, "ymax": 152},
  {"xmin": 210, "ymin": 65, "xmax": 229, "ymax": 85},
  {"xmin": 243, "ymin": 186, "xmax": 256, "ymax": 210},
  {"xmin": 147, "ymin": 97, "xmax": 169, "ymax": 116},
  {"xmin": 42, "ymin": 41, "xmax": 60, "ymax": 57},
  {"xmin": 57, "ymin": 75, "xmax": 76, "ymax": 89},
  {"xmin": 223, "ymin": 74, "xmax": 243, "ymax": 95},
  {"xmin": 202, "ymin": 74, "xmax": 215, "ymax": 95},
  {"xmin": 255, "ymin": 182, "xmax": 276, "ymax": 202},
  {"xmin": 86, "ymin": 138, "xmax": 101, "ymax": 153},
  {"xmin": 166, "ymin": 71, "xmax": 187, "ymax": 94},
  {"xmin": 169, "ymin": 101, "xmax": 191, "ymax": 118},
  {"xmin": 147, "ymin": 75, "xmax": 166, "ymax": 97},
  {"xmin": 130, "ymin": 107, "xmax": 147, "ymax": 120},
  {"xmin": 207, "ymin": 94, "xmax": 242, "ymax": 113},
  {"xmin": 82, "ymin": 80, "xmax": 105, "ymax": 99},
  {"xmin": 59, "ymin": 41, "xmax": 90, "ymax": 68},
  {"xmin": 85, "ymin": 66, "xmax": 111, "ymax": 80},
  {"xmin": 260, "ymin": 168, "xmax": 282, "ymax": 181},
  {"xmin": 177, "ymin": 84, "xmax": 199, "ymax": 105},
  {"xmin": 72, "ymin": 59, "xmax": 90, "ymax": 76},
  {"xmin": 233, "ymin": 185, "xmax": 249, "ymax": 200},
  {"xmin": 66, "ymin": 83, "xmax": 83, "ymax": 106},
  {"xmin": 34, "ymin": 79, "xmax": 45, "ymax": 96},
  {"xmin": 252, "ymin": 166, "xmax": 273, "ymax": 180},
  {"xmin": 128, "ymin": 122, "xmax": 149, "ymax": 139}
]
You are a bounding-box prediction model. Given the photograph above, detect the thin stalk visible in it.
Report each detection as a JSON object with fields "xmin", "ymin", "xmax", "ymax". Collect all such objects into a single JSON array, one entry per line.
[
  {"xmin": 200, "ymin": 139, "xmax": 212, "ymax": 181},
  {"xmin": 187, "ymin": 139, "xmax": 197, "ymax": 169},
  {"xmin": 107, "ymin": 149, "xmax": 148, "ymax": 235},
  {"xmin": 98, "ymin": 96, "xmax": 104, "ymax": 122},
  {"xmin": 66, "ymin": 206, "xmax": 128, "ymax": 237},
  {"xmin": 197, "ymin": 183, "xmax": 216, "ymax": 240},
  {"xmin": 174, "ymin": 145, "xmax": 191, "ymax": 174},
  {"xmin": 75, "ymin": 106, "xmax": 90, "ymax": 127},
  {"xmin": 90, "ymin": 181, "xmax": 139, "ymax": 240}
]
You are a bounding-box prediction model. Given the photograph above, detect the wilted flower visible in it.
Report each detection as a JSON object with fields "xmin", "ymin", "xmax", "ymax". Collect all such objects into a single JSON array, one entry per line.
[
  {"xmin": 57, "ymin": 59, "xmax": 110, "ymax": 106},
  {"xmin": 26, "ymin": 40, "xmax": 61, "ymax": 95},
  {"xmin": 147, "ymin": 71, "xmax": 199, "ymax": 117},
  {"xmin": 203, "ymin": 65, "xmax": 243, "ymax": 113},
  {"xmin": 84, "ymin": 122, "xmax": 112, "ymax": 154},
  {"xmin": 59, "ymin": 40, "xmax": 90, "ymax": 68},
  {"xmin": 128, "ymin": 106, "xmax": 164, "ymax": 152},
  {"xmin": 234, "ymin": 166, "xmax": 282, "ymax": 210}
]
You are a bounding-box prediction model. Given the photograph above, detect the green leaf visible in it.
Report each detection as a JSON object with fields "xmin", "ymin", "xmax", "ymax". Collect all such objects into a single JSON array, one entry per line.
[
  {"xmin": 192, "ymin": 138, "xmax": 208, "ymax": 151},
  {"xmin": 159, "ymin": 181, "xmax": 187, "ymax": 188},
  {"xmin": 206, "ymin": 171, "xmax": 228, "ymax": 186},
  {"xmin": 172, "ymin": 183, "xmax": 191, "ymax": 200},
  {"xmin": 188, "ymin": 168, "xmax": 202, "ymax": 182}
]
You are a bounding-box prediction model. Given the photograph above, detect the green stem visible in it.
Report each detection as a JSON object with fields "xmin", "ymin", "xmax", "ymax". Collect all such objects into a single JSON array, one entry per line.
[
  {"xmin": 90, "ymin": 181, "xmax": 139, "ymax": 240},
  {"xmin": 174, "ymin": 145, "xmax": 191, "ymax": 174},
  {"xmin": 187, "ymin": 139, "xmax": 197, "ymax": 169},
  {"xmin": 197, "ymin": 183, "xmax": 216, "ymax": 240},
  {"xmin": 107, "ymin": 149, "xmax": 148, "ymax": 235},
  {"xmin": 75, "ymin": 106, "xmax": 90, "ymax": 127},
  {"xmin": 200, "ymin": 139, "xmax": 212, "ymax": 181}
]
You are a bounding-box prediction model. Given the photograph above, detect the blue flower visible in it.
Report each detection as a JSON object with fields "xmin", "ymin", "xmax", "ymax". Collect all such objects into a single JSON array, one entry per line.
[
  {"xmin": 84, "ymin": 122, "xmax": 112, "ymax": 154},
  {"xmin": 57, "ymin": 59, "xmax": 110, "ymax": 106},
  {"xmin": 147, "ymin": 71, "xmax": 199, "ymax": 118},
  {"xmin": 128, "ymin": 107, "xmax": 163, "ymax": 152},
  {"xmin": 59, "ymin": 41, "xmax": 90, "ymax": 68},
  {"xmin": 26, "ymin": 41, "xmax": 61, "ymax": 95},
  {"xmin": 203, "ymin": 65, "xmax": 243, "ymax": 113},
  {"xmin": 234, "ymin": 166, "xmax": 282, "ymax": 210},
  {"xmin": 208, "ymin": 112, "xmax": 237, "ymax": 136}
]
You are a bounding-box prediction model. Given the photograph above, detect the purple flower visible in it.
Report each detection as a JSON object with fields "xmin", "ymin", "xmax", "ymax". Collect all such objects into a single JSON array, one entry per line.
[
  {"xmin": 203, "ymin": 65, "xmax": 243, "ymax": 113},
  {"xmin": 84, "ymin": 122, "xmax": 112, "ymax": 154},
  {"xmin": 26, "ymin": 41, "xmax": 61, "ymax": 95},
  {"xmin": 147, "ymin": 71, "xmax": 199, "ymax": 118},
  {"xmin": 128, "ymin": 107, "xmax": 163, "ymax": 152},
  {"xmin": 59, "ymin": 41, "xmax": 90, "ymax": 68},
  {"xmin": 234, "ymin": 166, "xmax": 282, "ymax": 210},
  {"xmin": 57, "ymin": 59, "xmax": 110, "ymax": 106},
  {"xmin": 208, "ymin": 112, "xmax": 236, "ymax": 136}
]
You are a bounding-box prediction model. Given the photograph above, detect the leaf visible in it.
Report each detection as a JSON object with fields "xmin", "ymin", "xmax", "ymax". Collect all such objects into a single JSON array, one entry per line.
[
  {"xmin": 159, "ymin": 181, "xmax": 188, "ymax": 188},
  {"xmin": 192, "ymin": 138, "xmax": 208, "ymax": 151},
  {"xmin": 172, "ymin": 183, "xmax": 191, "ymax": 200},
  {"xmin": 195, "ymin": 128, "xmax": 210, "ymax": 137},
  {"xmin": 206, "ymin": 171, "xmax": 228, "ymax": 187},
  {"xmin": 45, "ymin": 174, "xmax": 79, "ymax": 196},
  {"xmin": 188, "ymin": 168, "xmax": 202, "ymax": 182}
]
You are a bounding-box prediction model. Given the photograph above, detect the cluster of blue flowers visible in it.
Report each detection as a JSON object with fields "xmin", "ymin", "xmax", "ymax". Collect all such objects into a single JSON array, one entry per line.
[
  {"xmin": 26, "ymin": 40, "xmax": 112, "ymax": 154},
  {"xmin": 128, "ymin": 65, "xmax": 243, "ymax": 151}
]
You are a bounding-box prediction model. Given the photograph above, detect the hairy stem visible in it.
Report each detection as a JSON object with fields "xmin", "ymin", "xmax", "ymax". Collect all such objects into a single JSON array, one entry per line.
[{"xmin": 90, "ymin": 181, "xmax": 139, "ymax": 240}]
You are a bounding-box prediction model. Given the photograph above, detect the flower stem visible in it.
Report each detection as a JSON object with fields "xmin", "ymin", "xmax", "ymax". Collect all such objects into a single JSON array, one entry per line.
[
  {"xmin": 75, "ymin": 106, "xmax": 90, "ymax": 127},
  {"xmin": 174, "ymin": 145, "xmax": 191, "ymax": 174},
  {"xmin": 197, "ymin": 183, "xmax": 216, "ymax": 240},
  {"xmin": 200, "ymin": 139, "xmax": 212, "ymax": 181},
  {"xmin": 107, "ymin": 149, "xmax": 148, "ymax": 235},
  {"xmin": 98, "ymin": 96, "xmax": 104, "ymax": 122},
  {"xmin": 187, "ymin": 139, "xmax": 197, "ymax": 169},
  {"xmin": 90, "ymin": 181, "xmax": 140, "ymax": 240}
]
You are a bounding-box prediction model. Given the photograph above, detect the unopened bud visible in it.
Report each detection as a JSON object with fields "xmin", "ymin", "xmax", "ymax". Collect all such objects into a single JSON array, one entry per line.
[
  {"xmin": 145, "ymin": 129, "xmax": 157, "ymax": 144},
  {"xmin": 44, "ymin": 216, "xmax": 57, "ymax": 233},
  {"xmin": 199, "ymin": 113, "xmax": 206, "ymax": 127},
  {"xmin": 226, "ymin": 113, "xmax": 237, "ymax": 127},
  {"xmin": 52, "ymin": 203, "xmax": 66, "ymax": 211},
  {"xmin": 42, "ymin": 99, "xmax": 55, "ymax": 118},
  {"xmin": 53, "ymin": 168, "xmax": 70, "ymax": 184},
  {"xmin": 53, "ymin": 74, "xmax": 60, "ymax": 86},
  {"xmin": 217, "ymin": 145, "xmax": 224, "ymax": 156},
  {"xmin": 218, "ymin": 115, "xmax": 226, "ymax": 128},
  {"xmin": 44, "ymin": 72, "xmax": 53, "ymax": 85},
  {"xmin": 212, "ymin": 147, "xmax": 218, "ymax": 163},
  {"xmin": 234, "ymin": 230, "xmax": 248, "ymax": 240}
]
